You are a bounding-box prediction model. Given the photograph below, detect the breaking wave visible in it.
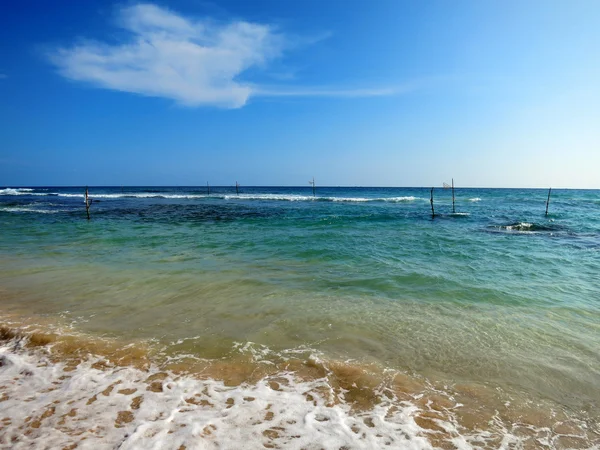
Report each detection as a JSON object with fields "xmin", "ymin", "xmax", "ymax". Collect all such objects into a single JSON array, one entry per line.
[
  {"xmin": 494, "ymin": 222, "xmax": 560, "ymax": 232},
  {"xmin": 0, "ymin": 207, "xmax": 60, "ymax": 214},
  {"xmin": 0, "ymin": 190, "xmax": 423, "ymax": 203},
  {"xmin": 223, "ymin": 194, "xmax": 420, "ymax": 203},
  {"xmin": 0, "ymin": 188, "xmax": 34, "ymax": 195}
]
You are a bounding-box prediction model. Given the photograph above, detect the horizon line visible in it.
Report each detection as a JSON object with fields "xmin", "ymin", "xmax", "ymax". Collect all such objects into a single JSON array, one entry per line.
[{"xmin": 3, "ymin": 185, "xmax": 597, "ymax": 190}]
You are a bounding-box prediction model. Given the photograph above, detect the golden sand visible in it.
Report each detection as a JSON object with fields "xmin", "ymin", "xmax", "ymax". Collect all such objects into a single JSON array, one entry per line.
[{"xmin": 0, "ymin": 316, "xmax": 598, "ymax": 449}]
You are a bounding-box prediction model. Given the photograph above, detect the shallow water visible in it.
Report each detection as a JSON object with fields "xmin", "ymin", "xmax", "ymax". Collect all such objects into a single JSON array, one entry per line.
[{"xmin": 1, "ymin": 186, "xmax": 599, "ymax": 448}]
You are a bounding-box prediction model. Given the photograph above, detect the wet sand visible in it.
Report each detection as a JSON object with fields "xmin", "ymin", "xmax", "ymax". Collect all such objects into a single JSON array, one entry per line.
[{"xmin": 1, "ymin": 318, "xmax": 598, "ymax": 449}]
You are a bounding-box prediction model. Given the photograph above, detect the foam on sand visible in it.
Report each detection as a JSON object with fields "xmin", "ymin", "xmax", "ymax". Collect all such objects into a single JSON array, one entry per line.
[
  {"xmin": 0, "ymin": 324, "xmax": 597, "ymax": 449},
  {"xmin": 0, "ymin": 336, "xmax": 431, "ymax": 449}
]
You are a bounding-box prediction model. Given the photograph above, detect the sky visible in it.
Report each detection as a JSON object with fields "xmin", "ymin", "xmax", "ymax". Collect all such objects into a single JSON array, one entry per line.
[{"xmin": 1, "ymin": 0, "xmax": 599, "ymax": 188}]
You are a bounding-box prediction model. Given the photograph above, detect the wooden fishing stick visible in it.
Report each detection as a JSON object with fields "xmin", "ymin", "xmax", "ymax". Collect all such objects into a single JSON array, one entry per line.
[
  {"xmin": 85, "ymin": 186, "xmax": 92, "ymax": 220},
  {"xmin": 452, "ymin": 178, "xmax": 456, "ymax": 214},
  {"xmin": 309, "ymin": 177, "xmax": 316, "ymax": 197}
]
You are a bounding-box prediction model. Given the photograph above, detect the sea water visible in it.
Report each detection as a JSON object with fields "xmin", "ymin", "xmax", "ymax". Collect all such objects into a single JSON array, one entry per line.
[{"xmin": 0, "ymin": 186, "xmax": 598, "ymax": 448}]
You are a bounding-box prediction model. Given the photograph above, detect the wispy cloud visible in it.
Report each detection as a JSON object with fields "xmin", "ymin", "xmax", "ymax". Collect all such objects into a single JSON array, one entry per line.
[
  {"xmin": 0, "ymin": 74, "xmax": 7, "ymax": 79},
  {"xmin": 256, "ymin": 86, "xmax": 408, "ymax": 98},
  {"xmin": 49, "ymin": 4, "xmax": 282, "ymax": 108},
  {"xmin": 48, "ymin": 3, "xmax": 399, "ymax": 108}
]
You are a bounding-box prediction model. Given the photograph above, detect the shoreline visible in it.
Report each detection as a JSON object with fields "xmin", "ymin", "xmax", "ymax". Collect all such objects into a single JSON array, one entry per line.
[{"xmin": 1, "ymin": 318, "xmax": 598, "ymax": 449}]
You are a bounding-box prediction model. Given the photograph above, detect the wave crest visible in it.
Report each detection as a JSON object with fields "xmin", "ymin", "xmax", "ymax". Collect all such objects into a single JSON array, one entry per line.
[
  {"xmin": 0, "ymin": 190, "xmax": 423, "ymax": 203},
  {"xmin": 0, "ymin": 188, "xmax": 34, "ymax": 195},
  {"xmin": 496, "ymin": 222, "xmax": 559, "ymax": 232},
  {"xmin": 0, "ymin": 207, "xmax": 60, "ymax": 214}
]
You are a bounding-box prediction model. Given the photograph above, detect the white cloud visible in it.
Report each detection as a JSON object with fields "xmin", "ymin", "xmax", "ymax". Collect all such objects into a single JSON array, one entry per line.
[
  {"xmin": 49, "ymin": 4, "xmax": 282, "ymax": 108},
  {"xmin": 49, "ymin": 3, "xmax": 399, "ymax": 108}
]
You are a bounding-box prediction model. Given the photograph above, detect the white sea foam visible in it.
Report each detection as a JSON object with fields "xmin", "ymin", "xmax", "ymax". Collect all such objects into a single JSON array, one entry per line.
[
  {"xmin": 91, "ymin": 193, "xmax": 207, "ymax": 199},
  {"xmin": 0, "ymin": 188, "xmax": 35, "ymax": 195},
  {"xmin": 468, "ymin": 198, "xmax": 481, "ymax": 202},
  {"xmin": 505, "ymin": 222, "xmax": 534, "ymax": 231},
  {"xmin": 331, "ymin": 196, "xmax": 418, "ymax": 203},
  {"xmin": 385, "ymin": 196, "xmax": 419, "ymax": 202},
  {"xmin": 0, "ymin": 190, "xmax": 423, "ymax": 203},
  {"xmin": 1, "ymin": 192, "xmax": 209, "ymax": 200},
  {"xmin": 0, "ymin": 343, "xmax": 437, "ymax": 449},
  {"xmin": 2, "ymin": 339, "xmax": 588, "ymax": 450},
  {"xmin": 223, "ymin": 194, "xmax": 420, "ymax": 203},
  {"xmin": 52, "ymin": 193, "xmax": 85, "ymax": 198},
  {"xmin": 224, "ymin": 193, "xmax": 314, "ymax": 201},
  {"xmin": 0, "ymin": 207, "xmax": 59, "ymax": 214}
]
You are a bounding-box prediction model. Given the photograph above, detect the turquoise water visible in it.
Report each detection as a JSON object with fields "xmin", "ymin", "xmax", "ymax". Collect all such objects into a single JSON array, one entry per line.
[{"xmin": 1, "ymin": 186, "xmax": 599, "ymax": 434}]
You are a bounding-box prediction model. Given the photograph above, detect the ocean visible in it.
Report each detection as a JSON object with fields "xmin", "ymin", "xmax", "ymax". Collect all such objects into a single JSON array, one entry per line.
[{"xmin": 0, "ymin": 186, "xmax": 598, "ymax": 449}]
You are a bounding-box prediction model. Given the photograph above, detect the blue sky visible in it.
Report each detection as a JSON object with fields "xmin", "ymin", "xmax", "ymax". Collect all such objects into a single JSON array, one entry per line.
[{"xmin": 1, "ymin": 0, "xmax": 599, "ymax": 187}]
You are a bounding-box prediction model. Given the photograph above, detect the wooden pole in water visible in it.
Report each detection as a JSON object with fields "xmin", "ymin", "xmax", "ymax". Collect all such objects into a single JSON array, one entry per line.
[
  {"xmin": 207, "ymin": 182, "xmax": 210, "ymax": 195},
  {"xmin": 84, "ymin": 186, "xmax": 91, "ymax": 220},
  {"xmin": 545, "ymin": 187, "xmax": 552, "ymax": 216},
  {"xmin": 430, "ymin": 187, "xmax": 435, "ymax": 218},
  {"xmin": 309, "ymin": 177, "xmax": 316, "ymax": 197},
  {"xmin": 452, "ymin": 178, "xmax": 456, "ymax": 214},
  {"xmin": 236, "ymin": 181, "xmax": 240, "ymax": 195}
]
